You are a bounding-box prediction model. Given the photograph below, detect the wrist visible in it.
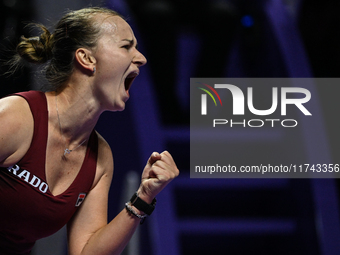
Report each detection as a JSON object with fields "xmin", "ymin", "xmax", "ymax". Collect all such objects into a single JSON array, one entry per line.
[
  {"xmin": 130, "ymin": 192, "xmax": 156, "ymax": 215},
  {"xmin": 137, "ymin": 188, "xmax": 155, "ymax": 204},
  {"xmin": 124, "ymin": 191, "xmax": 157, "ymax": 224}
]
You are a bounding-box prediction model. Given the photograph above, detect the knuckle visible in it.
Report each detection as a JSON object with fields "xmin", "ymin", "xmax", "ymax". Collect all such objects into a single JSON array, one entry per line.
[{"xmin": 161, "ymin": 150, "xmax": 170, "ymax": 157}]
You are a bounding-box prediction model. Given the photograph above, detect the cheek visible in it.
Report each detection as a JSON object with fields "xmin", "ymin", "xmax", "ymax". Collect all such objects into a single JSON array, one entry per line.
[{"xmin": 98, "ymin": 53, "xmax": 128, "ymax": 76}]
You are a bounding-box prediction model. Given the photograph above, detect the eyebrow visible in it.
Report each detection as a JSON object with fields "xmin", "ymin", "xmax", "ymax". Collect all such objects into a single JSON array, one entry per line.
[{"xmin": 122, "ymin": 39, "xmax": 138, "ymax": 49}]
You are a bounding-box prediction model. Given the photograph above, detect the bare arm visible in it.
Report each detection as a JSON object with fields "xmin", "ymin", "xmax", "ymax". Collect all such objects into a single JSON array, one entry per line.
[
  {"xmin": 0, "ymin": 96, "xmax": 33, "ymax": 167},
  {"xmin": 68, "ymin": 140, "xmax": 179, "ymax": 255}
]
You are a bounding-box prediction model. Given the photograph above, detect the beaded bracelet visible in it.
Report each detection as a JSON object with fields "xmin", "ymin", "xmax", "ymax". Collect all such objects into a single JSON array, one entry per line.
[{"xmin": 125, "ymin": 202, "xmax": 147, "ymax": 224}]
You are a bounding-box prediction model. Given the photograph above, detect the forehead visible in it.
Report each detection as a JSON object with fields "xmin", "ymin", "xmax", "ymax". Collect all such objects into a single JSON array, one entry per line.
[{"xmin": 97, "ymin": 15, "xmax": 134, "ymax": 40}]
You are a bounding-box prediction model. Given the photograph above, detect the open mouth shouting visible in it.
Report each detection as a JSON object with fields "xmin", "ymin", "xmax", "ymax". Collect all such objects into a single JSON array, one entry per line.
[{"xmin": 124, "ymin": 70, "xmax": 139, "ymax": 97}]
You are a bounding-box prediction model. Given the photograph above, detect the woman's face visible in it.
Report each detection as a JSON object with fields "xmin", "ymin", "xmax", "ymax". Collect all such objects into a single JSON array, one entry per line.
[{"xmin": 92, "ymin": 15, "xmax": 147, "ymax": 111}]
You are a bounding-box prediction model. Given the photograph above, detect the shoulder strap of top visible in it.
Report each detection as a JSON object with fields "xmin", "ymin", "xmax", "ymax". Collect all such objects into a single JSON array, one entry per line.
[{"xmin": 14, "ymin": 91, "xmax": 49, "ymax": 170}]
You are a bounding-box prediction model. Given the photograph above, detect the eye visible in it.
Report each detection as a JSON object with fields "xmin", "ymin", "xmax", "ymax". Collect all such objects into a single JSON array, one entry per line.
[{"xmin": 122, "ymin": 44, "xmax": 132, "ymax": 50}]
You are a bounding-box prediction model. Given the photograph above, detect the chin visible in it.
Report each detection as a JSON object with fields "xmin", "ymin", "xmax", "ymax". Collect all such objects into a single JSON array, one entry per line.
[
  {"xmin": 112, "ymin": 102, "xmax": 126, "ymax": 112},
  {"xmin": 116, "ymin": 106, "xmax": 125, "ymax": 112},
  {"xmin": 108, "ymin": 95, "xmax": 128, "ymax": 112}
]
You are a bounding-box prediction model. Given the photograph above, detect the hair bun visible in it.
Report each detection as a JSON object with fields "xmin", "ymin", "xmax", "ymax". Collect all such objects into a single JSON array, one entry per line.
[{"xmin": 16, "ymin": 25, "xmax": 53, "ymax": 64}]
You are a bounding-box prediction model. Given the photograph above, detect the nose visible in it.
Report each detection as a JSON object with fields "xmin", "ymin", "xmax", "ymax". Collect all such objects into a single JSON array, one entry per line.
[{"xmin": 133, "ymin": 50, "xmax": 147, "ymax": 67}]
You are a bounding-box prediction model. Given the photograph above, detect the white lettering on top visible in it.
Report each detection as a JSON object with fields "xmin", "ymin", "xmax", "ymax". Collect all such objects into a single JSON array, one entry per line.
[{"xmin": 7, "ymin": 164, "xmax": 49, "ymax": 194}]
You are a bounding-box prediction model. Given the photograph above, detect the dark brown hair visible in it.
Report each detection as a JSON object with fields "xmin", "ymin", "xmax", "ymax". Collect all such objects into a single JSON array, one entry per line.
[{"xmin": 11, "ymin": 7, "xmax": 122, "ymax": 91}]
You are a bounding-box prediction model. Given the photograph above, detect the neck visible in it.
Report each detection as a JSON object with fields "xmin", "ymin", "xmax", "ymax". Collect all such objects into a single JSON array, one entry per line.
[{"xmin": 47, "ymin": 86, "xmax": 101, "ymax": 145}]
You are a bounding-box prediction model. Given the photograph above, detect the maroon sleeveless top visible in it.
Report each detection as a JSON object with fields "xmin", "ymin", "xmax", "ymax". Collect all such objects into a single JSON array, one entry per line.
[{"xmin": 0, "ymin": 91, "xmax": 98, "ymax": 254}]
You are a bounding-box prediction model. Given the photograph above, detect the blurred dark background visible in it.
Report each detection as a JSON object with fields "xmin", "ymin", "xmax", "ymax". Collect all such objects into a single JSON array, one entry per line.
[{"xmin": 1, "ymin": 0, "xmax": 340, "ymax": 254}]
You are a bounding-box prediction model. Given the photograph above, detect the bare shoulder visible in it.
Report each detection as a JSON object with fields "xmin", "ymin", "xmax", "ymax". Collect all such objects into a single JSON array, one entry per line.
[
  {"xmin": 91, "ymin": 131, "xmax": 114, "ymax": 189},
  {"xmin": 0, "ymin": 95, "xmax": 34, "ymax": 167}
]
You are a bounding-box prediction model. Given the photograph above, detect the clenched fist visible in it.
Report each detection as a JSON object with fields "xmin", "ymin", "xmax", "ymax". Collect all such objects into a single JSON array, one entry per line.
[{"xmin": 137, "ymin": 151, "xmax": 179, "ymax": 203}]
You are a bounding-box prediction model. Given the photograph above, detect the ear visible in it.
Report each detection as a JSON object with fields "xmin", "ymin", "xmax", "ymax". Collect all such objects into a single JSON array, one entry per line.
[{"xmin": 74, "ymin": 48, "xmax": 96, "ymax": 73}]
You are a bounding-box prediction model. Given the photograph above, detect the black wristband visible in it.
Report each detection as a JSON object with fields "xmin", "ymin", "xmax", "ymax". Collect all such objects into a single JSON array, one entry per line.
[{"xmin": 129, "ymin": 192, "xmax": 156, "ymax": 216}]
